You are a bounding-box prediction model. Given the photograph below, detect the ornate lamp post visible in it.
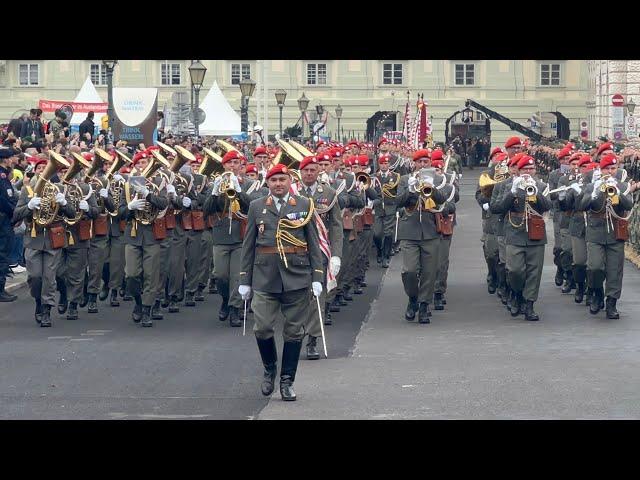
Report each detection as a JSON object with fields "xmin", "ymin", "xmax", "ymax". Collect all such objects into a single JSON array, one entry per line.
[
  {"xmin": 239, "ymin": 78, "xmax": 257, "ymax": 134},
  {"xmin": 102, "ymin": 60, "xmax": 118, "ymax": 142},
  {"xmin": 188, "ymin": 60, "xmax": 207, "ymax": 138},
  {"xmin": 275, "ymin": 89, "xmax": 287, "ymax": 136},
  {"xmin": 297, "ymin": 92, "xmax": 309, "ymax": 140}
]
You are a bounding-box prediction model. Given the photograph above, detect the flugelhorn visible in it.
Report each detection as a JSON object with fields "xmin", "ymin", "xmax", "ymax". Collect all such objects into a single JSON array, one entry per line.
[
  {"xmin": 201, "ymin": 147, "xmax": 224, "ymax": 177},
  {"xmin": 355, "ymin": 171, "xmax": 371, "ymax": 189},
  {"xmin": 32, "ymin": 151, "xmax": 70, "ymax": 227}
]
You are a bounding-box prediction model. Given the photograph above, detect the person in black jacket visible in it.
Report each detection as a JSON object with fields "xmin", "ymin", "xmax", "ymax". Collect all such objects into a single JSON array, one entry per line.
[
  {"xmin": 78, "ymin": 111, "xmax": 95, "ymax": 143},
  {"xmin": 20, "ymin": 109, "xmax": 44, "ymax": 140}
]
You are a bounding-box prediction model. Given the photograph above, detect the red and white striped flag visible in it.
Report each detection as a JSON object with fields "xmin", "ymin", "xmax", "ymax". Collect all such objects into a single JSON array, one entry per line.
[{"xmin": 402, "ymin": 98, "xmax": 411, "ymax": 141}]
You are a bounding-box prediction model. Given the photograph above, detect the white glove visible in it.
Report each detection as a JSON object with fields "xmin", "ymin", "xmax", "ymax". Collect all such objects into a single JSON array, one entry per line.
[
  {"xmin": 482, "ymin": 203, "xmax": 489, "ymax": 211},
  {"xmin": 312, "ymin": 281, "xmax": 323, "ymax": 297},
  {"xmin": 571, "ymin": 183, "xmax": 582, "ymax": 194},
  {"xmin": 99, "ymin": 188, "xmax": 109, "ymax": 198},
  {"xmin": 510, "ymin": 177, "xmax": 523, "ymax": 194},
  {"xmin": 592, "ymin": 170, "xmax": 601, "ymax": 182},
  {"xmin": 232, "ymin": 176, "xmax": 242, "ymax": 193},
  {"xmin": 113, "ymin": 173, "xmax": 124, "ymax": 183},
  {"xmin": 133, "ymin": 184, "xmax": 149, "ymax": 197},
  {"xmin": 182, "ymin": 196, "xmax": 192, "ymax": 208},
  {"xmin": 166, "ymin": 184, "xmax": 176, "ymax": 195},
  {"xmin": 127, "ymin": 198, "xmax": 146, "ymax": 211},
  {"xmin": 79, "ymin": 200, "xmax": 89, "ymax": 212},
  {"xmin": 55, "ymin": 192, "xmax": 67, "ymax": 206},
  {"xmin": 408, "ymin": 176, "xmax": 418, "ymax": 187},
  {"xmin": 330, "ymin": 256, "xmax": 341, "ymax": 276},
  {"xmin": 211, "ymin": 177, "xmax": 222, "ymax": 196},
  {"xmin": 593, "ymin": 179, "xmax": 603, "ymax": 191},
  {"xmin": 458, "ymin": 173, "xmax": 463, "ymax": 180},
  {"xmin": 558, "ymin": 191, "xmax": 567, "ymax": 201},
  {"xmin": 27, "ymin": 196, "xmax": 41, "ymax": 210},
  {"xmin": 591, "ymin": 186, "xmax": 601, "ymax": 200},
  {"xmin": 239, "ymin": 285, "xmax": 252, "ymax": 301}
]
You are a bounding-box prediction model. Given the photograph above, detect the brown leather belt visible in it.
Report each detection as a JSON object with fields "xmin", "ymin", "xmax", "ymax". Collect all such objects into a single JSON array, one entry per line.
[{"xmin": 257, "ymin": 246, "xmax": 307, "ymax": 254}]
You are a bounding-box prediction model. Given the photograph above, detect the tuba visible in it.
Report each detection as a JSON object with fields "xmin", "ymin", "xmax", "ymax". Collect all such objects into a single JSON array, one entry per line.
[
  {"xmin": 62, "ymin": 153, "xmax": 92, "ymax": 226},
  {"xmin": 79, "ymin": 149, "xmax": 109, "ymax": 213},
  {"xmin": 200, "ymin": 147, "xmax": 225, "ymax": 178},
  {"xmin": 274, "ymin": 138, "xmax": 304, "ymax": 170},
  {"xmin": 287, "ymin": 139, "xmax": 315, "ymax": 157},
  {"xmin": 127, "ymin": 152, "xmax": 168, "ymax": 225},
  {"xmin": 214, "ymin": 139, "xmax": 240, "ymax": 156},
  {"xmin": 32, "ymin": 151, "xmax": 70, "ymax": 226},
  {"xmin": 107, "ymin": 150, "xmax": 132, "ymax": 217},
  {"xmin": 170, "ymin": 145, "xmax": 196, "ymax": 197}
]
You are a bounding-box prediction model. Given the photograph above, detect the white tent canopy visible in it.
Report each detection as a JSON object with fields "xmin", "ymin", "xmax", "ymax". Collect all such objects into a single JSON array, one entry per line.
[
  {"xmin": 197, "ymin": 81, "xmax": 241, "ymax": 136},
  {"xmin": 70, "ymin": 76, "xmax": 106, "ymax": 126}
]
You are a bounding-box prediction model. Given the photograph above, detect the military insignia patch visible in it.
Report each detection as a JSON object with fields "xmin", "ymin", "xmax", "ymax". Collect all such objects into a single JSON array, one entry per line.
[{"xmin": 259, "ymin": 223, "xmax": 265, "ymax": 235}]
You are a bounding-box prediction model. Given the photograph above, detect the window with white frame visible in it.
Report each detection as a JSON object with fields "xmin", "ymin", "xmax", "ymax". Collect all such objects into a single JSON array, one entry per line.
[
  {"xmin": 307, "ymin": 63, "xmax": 327, "ymax": 85},
  {"xmin": 90, "ymin": 63, "xmax": 107, "ymax": 86},
  {"xmin": 19, "ymin": 63, "xmax": 39, "ymax": 86},
  {"xmin": 540, "ymin": 63, "xmax": 561, "ymax": 86},
  {"xmin": 161, "ymin": 61, "xmax": 181, "ymax": 86},
  {"xmin": 231, "ymin": 63, "xmax": 251, "ymax": 85},
  {"xmin": 455, "ymin": 64, "xmax": 475, "ymax": 85},
  {"xmin": 382, "ymin": 63, "xmax": 403, "ymax": 85}
]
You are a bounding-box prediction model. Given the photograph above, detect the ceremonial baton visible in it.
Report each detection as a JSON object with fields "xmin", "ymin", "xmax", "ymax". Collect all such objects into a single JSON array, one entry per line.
[
  {"xmin": 394, "ymin": 211, "xmax": 399, "ymax": 243},
  {"xmin": 243, "ymin": 299, "xmax": 247, "ymax": 336},
  {"xmin": 315, "ymin": 294, "xmax": 328, "ymax": 358}
]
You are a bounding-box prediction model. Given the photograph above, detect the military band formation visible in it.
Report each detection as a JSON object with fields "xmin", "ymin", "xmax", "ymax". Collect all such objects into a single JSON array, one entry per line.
[{"xmin": 1, "ymin": 131, "xmax": 637, "ymax": 402}]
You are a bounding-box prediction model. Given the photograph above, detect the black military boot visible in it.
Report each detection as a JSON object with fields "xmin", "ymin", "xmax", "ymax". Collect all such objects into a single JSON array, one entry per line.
[
  {"xmin": 194, "ymin": 286, "xmax": 205, "ymax": 302},
  {"xmin": 184, "ymin": 292, "xmax": 196, "ymax": 307},
  {"xmin": 169, "ymin": 295, "xmax": 180, "ymax": 313},
  {"xmin": 377, "ymin": 247, "xmax": 383, "ymax": 265},
  {"xmin": 418, "ymin": 302, "xmax": 431, "ymax": 324},
  {"xmin": 35, "ymin": 300, "xmax": 43, "ymax": 325},
  {"xmin": 229, "ymin": 307, "xmax": 242, "ymax": 327},
  {"xmin": 434, "ymin": 292, "xmax": 444, "ymax": 311},
  {"xmin": 342, "ymin": 286, "xmax": 353, "ymax": 302},
  {"xmin": 352, "ymin": 280, "xmax": 364, "ymax": 295},
  {"xmin": 40, "ymin": 305, "xmax": 52, "ymax": 327},
  {"xmin": 324, "ymin": 303, "xmax": 332, "ymax": 325},
  {"xmin": 218, "ymin": 298, "xmax": 230, "ymax": 320},
  {"xmin": 88, "ymin": 294, "xmax": 98, "ymax": 313},
  {"xmin": 132, "ymin": 296, "xmax": 143, "ymax": 323},
  {"xmin": 110, "ymin": 289, "xmax": 120, "ymax": 307},
  {"xmin": 524, "ymin": 300, "xmax": 539, "ymax": 321},
  {"xmin": 506, "ymin": 288, "xmax": 513, "ymax": 310},
  {"xmin": 256, "ymin": 337, "xmax": 278, "ymax": 396},
  {"xmin": 561, "ymin": 270, "xmax": 575, "ymax": 294},
  {"xmin": 306, "ymin": 336, "xmax": 320, "ymax": 360},
  {"xmin": 79, "ymin": 292, "xmax": 89, "ymax": 309},
  {"xmin": 441, "ymin": 294, "xmax": 447, "ymax": 305},
  {"xmin": 337, "ymin": 293, "xmax": 348, "ymax": 306},
  {"xmin": 57, "ymin": 282, "xmax": 68, "ymax": 315},
  {"xmin": 98, "ymin": 284, "xmax": 109, "ymax": 302},
  {"xmin": 510, "ymin": 292, "xmax": 522, "ymax": 317},
  {"xmin": 141, "ymin": 306, "xmax": 153, "ymax": 327},
  {"xmin": 329, "ymin": 297, "xmax": 340, "ymax": 313},
  {"xmin": 405, "ymin": 297, "xmax": 418, "ymax": 321},
  {"xmin": 160, "ymin": 296, "xmax": 169, "ymax": 309},
  {"xmin": 585, "ymin": 288, "xmax": 592, "ymax": 307},
  {"xmin": 574, "ymin": 283, "xmax": 585, "ymax": 303},
  {"xmin": 208, "ymin": 278, "xmax": 218, "ymax": 294},
  {"xmin": 280, "ymin": 340, "xmax": 303, "ymax": 401},
  {"xmin": 590, "ymin": 289, "xmax": 603, "ymax": 315},
  {"xmin": 122, "ymin": 292, "xmax": 133, "ymax": 302},
  {"xmin": 359, "ymin": 278, "xmax": 368, "ymax": 288},
  {"xmin": 151, "ymin": 300, "xmax": 163, "ymax": 320},
  {"xmin": 606, "ymin": 297, "xmax": 620, "ymax": 319},
  {"xmin": 0, "ymin": 289, "xmax": 17, "ymax": 302},
  {"xmin": 554, "ymin": 266, "xmax": 564, "ymax": 287},
  {"xmin": 67, "ymin": 302, "xmax": 78, "ymax": 320}
]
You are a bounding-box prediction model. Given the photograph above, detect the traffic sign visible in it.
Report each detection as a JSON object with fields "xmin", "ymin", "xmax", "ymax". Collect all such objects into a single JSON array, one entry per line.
[
  {"xmin": 612, "ymin": 94, "xmax": 624, "ymax": 106},
  {"xmin": 189, "ymin": 108, "xmax": 206, "ymax": 125}
]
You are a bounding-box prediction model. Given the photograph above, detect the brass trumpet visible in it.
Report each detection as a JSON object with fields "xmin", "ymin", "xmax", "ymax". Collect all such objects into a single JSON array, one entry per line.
[
  {"xmin": 356, "ymin": 171, "xmax": 371, "ymax": 189},
  {"xmin": 217, "ymin": 171, "xmax": 237, "ymax": 199}
]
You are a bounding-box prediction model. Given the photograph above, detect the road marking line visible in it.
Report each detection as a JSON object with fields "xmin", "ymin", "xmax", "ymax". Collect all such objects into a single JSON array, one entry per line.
[
  {"xmin": 81, "ymin": 332, "xmax": 106, "ymax": 336},
  {"xmin": 86, "ymin": 330, "xmax": 112, "ymax": 333},
  {"xmin": 108, "ymin": 413, "xmax": 211, "ymax": 419},
  {"xmin": 70, "ymin": 338, "xmax": 94, "ymax": 341},
  {"xmin": 48, "ymin": 336, "xmax": 72, "ymax": 340}
]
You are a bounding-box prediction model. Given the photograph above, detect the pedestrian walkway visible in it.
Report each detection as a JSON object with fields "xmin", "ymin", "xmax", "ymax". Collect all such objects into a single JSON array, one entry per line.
[{"xmin": 258, "ymin": 173, "xmax": 640, "ymax": 419}]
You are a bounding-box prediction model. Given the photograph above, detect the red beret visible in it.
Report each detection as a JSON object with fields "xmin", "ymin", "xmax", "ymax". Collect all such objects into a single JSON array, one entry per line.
[
  {"xmin": 585, "ymin": 162, "xmax": 598, "ymax": 171},
  {"xmin": 82, "ymin": 152, "xmax": 93, "ymax": 162},
  {"xmin": 490, "ymin": 147, "xmax": 504, "ymax": 160},
  {"xmin": 222, "ymin": 150, "xmax": 241, "ymax": 164},
  {"xmin": 413, "ymin": 149, "xmax": 431, "ymax": 161},
  {"xmin": 254, "ymin": 146, "xmax": 268, "ymax": 156},
  {"xmin": 599, "ymin": 154, "xmax": 618, "ymax": 169},
  {"xmin": 316, "ymin": 140, "xmax": 326, "ymax": 147},
  {"xmin": 343, "ymin": 157, "xmax": 354, "ymax": 166},
  {"xmin": 245, "ymin": 164, "xmax": 257, "ymax": 174},
  {"xmin": 577, "ymin": 155, "xmax": 592, "ymax": 167},
  {"xmin": 317, "ymin": 152, "xmax": 331, "ymax": 162},
  {"xmin": 597, "ymin": 142, "xmax": 613, "ymax": 155},
  {"xmin": 508, "ymin": 152, "xmax": 525, "ymax": 167},
  {"xmin": 557, "ymin": 147, "xmax": 572, "ymax": 160},
  {"xmin": 494, "ymin": 152, "xmax": 509, "ymax": 163},
  {"xmin": 356, "ymin": 155, "xmax": 369, "ymax": 167},
  {"xmin": 430, "ymin": 150, "xmax": 444, "ymax": 162},
  {"xmin": 33, "ymin": 158, "xmax": 47, "ymax": 168},
  {"xmin": 378, "ymin": 154, "xmax": 391, "ymax": 164},
  {"xmin": 516, "ymin": 155, "xmax": 535, "ymax": 170},
  {"xmin": 131, "ymin": 151, "xmax": 149, "ymax": 166},
  {"xmin": 347, "ymin": 140, "xmax": 359, "ymax": 147},
  {"xmin": 299, "ymin": 156, "xmax": 318, "ymax": 170},
  {"xmin": 377, "ymin": 138, "xmax": 388, "ymax": 147},
  {"xmin": 266, "ymin": 163, "xmax": 289, "ymax": 179},
  {"xmin": 504, "ymin": 136, "xmax": 522, "ymax": 149},
  {"xmin": 328, "ymin": 148, "xmax": 341, "ymax": 159},
  {"xmin": 431, "ymin": 159, "xmax": 444, "ymax": 169}
]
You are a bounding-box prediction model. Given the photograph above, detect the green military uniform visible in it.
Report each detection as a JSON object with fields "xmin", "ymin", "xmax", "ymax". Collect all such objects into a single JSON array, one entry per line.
[
  {"xmin": 476, "ymin": 166, "xmax": 500, "ymax": 293},
  {"xmin": 489, "ymin": 177, "xmax": 510, "ymax": 306},
  {"xmin": 166, "ymin": 173, "xmax": 193, "ymax": 310},
  {"xmin": 373, "ymin": 170, "xmax": 400, "ymax": 266},
  {"xmin": 562, "ymin": 179, "xmax": 588, "ymax": 303},
  {"xmin": 492, "ymin": 176, "xmax": 551, "ymax": 320},
  {"xmin": 434, "ymin": 172, "xmax": 460, "ymax": 308},
  {"xmin": 352, "ymin": 184, "xmax": 378, "ymax": 288},
  {"xmin": 122, "ymin": 173, "xmax": 169, "ymax": 326},
  {"xmin": 577, "ymin": 178, "xmax": 633, "ymax": 318},
  {"xmin": 299, "ymin": 180, "xmax": 343, "ymax": 358},
  {"xmin": 556, "ymin": 173, "xmax": 579, "ymax": 293},
  {"xmin": 395, "ymin": 170, "xmax": 450, "ymax": 322},
  {"xmin": 183, "ymin": 174, "xmax": 209, "ymax": 305},
  {"xmin": 548, "ymin": 167, "xmax": 566, "ymax": 285},
  {"xmin": 240, "ymin": 192, "xmax": 324, "ymax": 401},
  {"xmin": 13, "ymin": 177, "xmax": 77, "ymax": 326}
]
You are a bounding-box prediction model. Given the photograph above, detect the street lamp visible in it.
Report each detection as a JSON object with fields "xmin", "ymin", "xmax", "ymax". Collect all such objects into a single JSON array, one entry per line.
[
  {"xmin": 188, "ymin": 60, "xmax": 207, "ymax": 138},
  {"xmin": 275, "ymin": 89, "xmax": 287, "ymax": 137},
  {"xmin": 335, "ymin": 104, "xmax": 343, "ymax": 143},
  {"xmin": 297, "ymin": 92, "xmax": 309, "ymax": 140},
  {"xmin": 102, "ymin": 60, "xmax": 118, "ymax": 143},
  {"xmin": 239, "ymin": 78, "xmax": 257, "ymax": 135}
]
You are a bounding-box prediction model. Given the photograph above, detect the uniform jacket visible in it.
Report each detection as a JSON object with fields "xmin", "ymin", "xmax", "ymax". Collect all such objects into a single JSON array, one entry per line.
[
  {"xmin": 299, "ymin": 181, "xmax": 343, "ymax": 259},
  {"xmin": 395, "ymin": 173, "xmax": 449, "ymax": 241},
  {"xmin": 65, "ymin": 181, "xmax": 100, "ymax": 249},
  {"xmin": 578, "ymin": 181, "xmax": 633, "ymax": 245},
  {"xmin": 240, "ymin": 194, "xmax": 324, "ymax": 294},
  {"xmin": 119, "ymin": 174, "xmax": 169, "ymax": 247},
  {"xmin": 373, "ymin": 170, "xmax": 401, "ymax": 217}
]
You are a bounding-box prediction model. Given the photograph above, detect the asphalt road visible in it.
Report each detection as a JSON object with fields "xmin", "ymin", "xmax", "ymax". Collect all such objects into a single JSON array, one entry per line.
[{"xmin": 0, "ymin": 253, "xmax": 385, "ymax": 419}]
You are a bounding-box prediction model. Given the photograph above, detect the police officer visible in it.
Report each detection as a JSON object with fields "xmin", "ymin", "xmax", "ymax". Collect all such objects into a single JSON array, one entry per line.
[
  {"xmin": 492, "ymin": 155, "xmax": 551, "ymax": 321},
  {"xmin": 0, "ymin": 148, "xmax": 19, "ymax": 302},
  {"xmin": 298, "ymin": 155, "xmax": 343, "ymax": 360},
  {"xmin": 239, "ymin": 163, "xmax": 325, "ymax": 402}
]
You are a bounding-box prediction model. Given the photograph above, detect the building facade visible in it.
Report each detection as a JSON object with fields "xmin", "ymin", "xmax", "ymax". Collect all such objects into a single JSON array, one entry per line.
[
  {"xmin": 0, "ymin": 60, "xmax": 589, "ymax": 144},
  {"xmin": 587, "ymin": 60, "xmax": 640, "ymax": 141}
]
